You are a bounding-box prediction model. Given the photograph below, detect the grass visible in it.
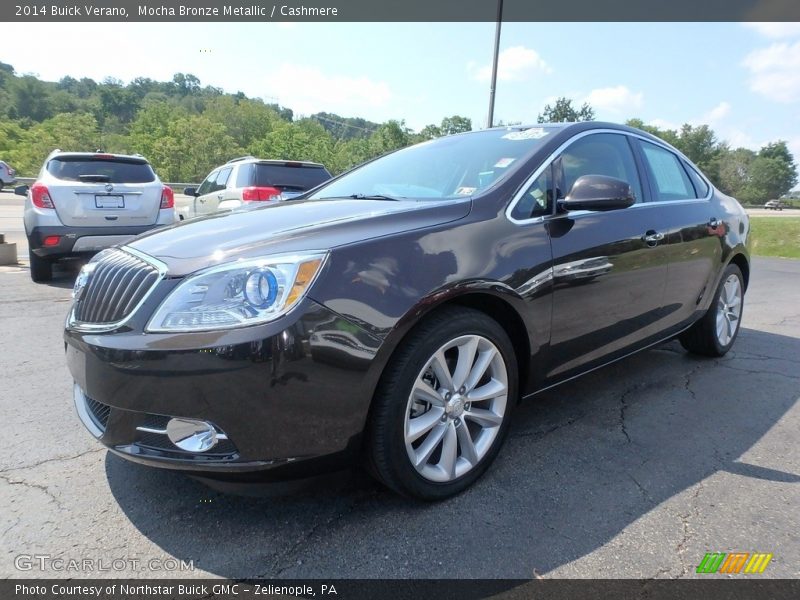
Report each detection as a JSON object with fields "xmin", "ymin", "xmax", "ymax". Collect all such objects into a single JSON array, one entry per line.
[{"xmin": 749, "ymin": 217, "xmax": 800, "ymax": 259}]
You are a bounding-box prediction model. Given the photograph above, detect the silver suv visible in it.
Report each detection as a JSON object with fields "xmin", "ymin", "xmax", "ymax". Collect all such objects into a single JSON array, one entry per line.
[
  {"xmin": 19, "ymin": 150, "xmax": 175, "ymax": 282},
  {"xmin": 180, "ymin": 157, "xmax": 332, "ymax": 220}
]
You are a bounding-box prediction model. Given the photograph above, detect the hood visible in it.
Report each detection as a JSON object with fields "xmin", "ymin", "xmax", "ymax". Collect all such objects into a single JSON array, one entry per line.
[{"xmin": 127, "ymin": 197, "xmax": 472, "ymax": 276}]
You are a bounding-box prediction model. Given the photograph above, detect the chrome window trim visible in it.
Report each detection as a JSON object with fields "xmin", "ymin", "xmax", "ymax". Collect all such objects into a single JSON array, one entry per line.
[
  {"xmin": 505, "ymin": 129, "xmax": 714, "ymax": 226},
  {"xmin": 67, "ymin": 246, "xmax": 169, "ymax": 333}
]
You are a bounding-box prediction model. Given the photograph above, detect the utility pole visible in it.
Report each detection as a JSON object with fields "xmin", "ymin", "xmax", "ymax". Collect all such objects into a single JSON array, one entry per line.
[{"xmin": 486, "ymin": 0, "xmax": 503, "ymax": 128}]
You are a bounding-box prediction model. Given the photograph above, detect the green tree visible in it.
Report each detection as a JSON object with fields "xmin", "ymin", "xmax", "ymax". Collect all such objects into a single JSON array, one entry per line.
[
  {"xmin": 7, "ymin": 113, "xmax": 100, "ymax": 175},
  {"xmin": 440, "ymin": 115, "xmax": 472, "ymax": 135},
  {"xmin": 746, "ymin": 155, "xmax": 797, "ymax": 202},
  {"xmin": 11, "ymin": 76, "xmax": 53, "ymax": 121},
  {"xmin": 717, "ymin": 147, "xmax": 756, "ymax": 197},
  {"xmin": 537, "ymin": 97, "xmax": 594, "ymax": 123}
]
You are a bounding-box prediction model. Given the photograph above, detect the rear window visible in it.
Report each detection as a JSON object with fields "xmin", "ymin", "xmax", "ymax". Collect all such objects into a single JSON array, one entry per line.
[
  {"xmin": 238, "ymin": 163, "xmax": 331, "ymax": 191},
  {"xmin": 46, "ymin": 157, "xmax": 156, "ymax": 183}
]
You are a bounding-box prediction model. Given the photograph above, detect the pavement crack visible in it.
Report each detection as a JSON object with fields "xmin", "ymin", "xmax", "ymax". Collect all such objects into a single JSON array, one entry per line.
[
  {"xmin": 0, "ymin": 473, "xmax": 65, "ymax": 511},
  {"xmin": 511, "ymin": 413, "xmax": 586, "ymax": 440},
  {"xmin": 674, "ymin": 484, "xmax": 703, "ymax": 579},
  {"xmin": 714, "ymin": 363, "xmax": 800, "ymax": 381},
  {"xmin": 262, "ymin": 488, "xmax": 378, "ymax": 578},
  {"xmin": 618, "ymin": 385, "xmax": 637, "ymax": 444},
  {"xmin": 0, "ymin": 447, "xmax": 105, "ymax": 475},
  {"xmin": 627, "ymin": 473, "xmax": 653, "ymax": 504}
]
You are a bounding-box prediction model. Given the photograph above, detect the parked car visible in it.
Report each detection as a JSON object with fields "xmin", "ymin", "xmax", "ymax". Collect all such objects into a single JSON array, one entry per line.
[
  {"xmin": 764, "ymin": 199, "xmax": 786, "ymax": 210},
  {"xmin": 65, "ymin": 123, "xmax": 750, "ymax": 500},
  {"xmin": 180, "ymin": 157, "xmax": 332, "ymax": 220},
  {"xmin": 0, "ymin": 160, "xmax": 17, "ymax": 188},
  {"xmin": 19, "ymin": 150, "xmax": 175, "ymax": 282}
]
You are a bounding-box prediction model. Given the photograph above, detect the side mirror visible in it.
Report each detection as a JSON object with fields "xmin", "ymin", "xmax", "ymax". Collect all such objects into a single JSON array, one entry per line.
[
  {"xmin": 559, "ymin": 175, "xmax": 635, "ymax": 212},
  {"xmin": 183, "ymin": 187, "xmax": 198, "ymax": 197},
  {"xmin": 14, "ymin": 185, "xmax": 29, "ymax": 197}
]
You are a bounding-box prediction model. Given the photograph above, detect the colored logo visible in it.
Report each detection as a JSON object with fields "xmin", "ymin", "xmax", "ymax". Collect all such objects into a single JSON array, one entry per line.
[{"xmin": 697, "ymin": 552, "xmax": 773, "ymax": 574}]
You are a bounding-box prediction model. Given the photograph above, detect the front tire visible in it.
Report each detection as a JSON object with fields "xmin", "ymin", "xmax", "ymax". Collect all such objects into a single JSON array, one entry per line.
[
  {"xmin": 367, "ymin": 307, "xmax": 518, "ymax": 500},
  {"xmin": 28, "ymin": 249, "xmax": 53, "ymax": 283},
  {"xmin": 679, "ymin": 264, "xmax": 744, "ymax": 357}
]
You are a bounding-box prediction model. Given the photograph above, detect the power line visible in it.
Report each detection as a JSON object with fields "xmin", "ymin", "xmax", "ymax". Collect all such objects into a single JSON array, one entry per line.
[{"xmin": 310, "ymin": 114, "xmax": 379, "ymax": 133}]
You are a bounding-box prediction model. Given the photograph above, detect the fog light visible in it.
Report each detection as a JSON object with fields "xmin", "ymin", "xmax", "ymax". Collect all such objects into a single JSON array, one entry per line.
[{"xmin": 166, "ymin": 418, "xmax": 219, "ymax": 452}]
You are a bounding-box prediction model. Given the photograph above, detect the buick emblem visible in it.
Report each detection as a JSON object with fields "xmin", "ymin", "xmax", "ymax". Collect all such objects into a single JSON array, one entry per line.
[{"xmin": 104, "ymin": 183, "xmax": 114, "ymax": 192}]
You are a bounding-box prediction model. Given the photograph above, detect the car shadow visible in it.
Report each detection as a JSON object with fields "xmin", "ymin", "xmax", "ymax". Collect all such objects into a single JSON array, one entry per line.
[
  {"xmin": 35, "ymin": 259, "xmax": 86, "ymax": 290},
  {"xmin": 105, "ymin": 327, "xmax": 799, "ymax": 578}
]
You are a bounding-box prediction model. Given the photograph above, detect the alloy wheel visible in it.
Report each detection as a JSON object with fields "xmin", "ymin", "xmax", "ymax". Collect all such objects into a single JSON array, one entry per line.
[
  {"xmin": 716, "ymin": 274, "xmax": 742, "ymax": 347},
  {"xmin": 403, "ymin": 334, "xmax": 508, "ymax": 483}
]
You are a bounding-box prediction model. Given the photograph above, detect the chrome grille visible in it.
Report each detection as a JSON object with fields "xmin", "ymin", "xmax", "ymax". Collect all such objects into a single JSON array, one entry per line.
[{"xmin": 73, "ymin": 249, "xmax": 161, "ymax": 325}]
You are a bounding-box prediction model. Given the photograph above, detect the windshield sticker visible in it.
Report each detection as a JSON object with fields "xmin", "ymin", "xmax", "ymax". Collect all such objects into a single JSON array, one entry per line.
[
  {"xmin": 455, "ymin": 186, "xmax": 476, "ymax": 195},
  {"xmin": 494, "ymin": 158, "xmax": 515, "ymax": 168},
  {"xmin": 502, "ymin": 128, "xmax": 549, "ymax": 141}
]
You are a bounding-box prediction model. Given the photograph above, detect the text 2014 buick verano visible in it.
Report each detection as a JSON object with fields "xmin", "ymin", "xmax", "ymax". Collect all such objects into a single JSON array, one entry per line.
[{"xmin": 65, "ymin": 123, "xmax": 750, "ymax": 499}]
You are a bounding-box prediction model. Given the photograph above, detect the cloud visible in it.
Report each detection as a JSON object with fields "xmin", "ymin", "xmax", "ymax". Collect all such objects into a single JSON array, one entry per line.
[
  {"xmin": 264, "ymin": 64, "xmax": 392, "ymax": 117},
  {"xmin": 468, "ymin": 46, "xmax": 551, "ymax": 83},
  {"xmin": 703, "ymin": 101, "xmax": 732, "ymax": 122},
  {"xmin": 584, "ymin": 85, "xmax": 643, "ymax": 114},
  {"xmin": 742, "ymin": 41, "xmax": 800, "ymax": 102},
  {"xmin": 744, "ymin": 23, "xmax": 800, "ymax": 39},
  {"xmin": 648, "ymin": 118, "xmax": 679, "ymax": 130}
]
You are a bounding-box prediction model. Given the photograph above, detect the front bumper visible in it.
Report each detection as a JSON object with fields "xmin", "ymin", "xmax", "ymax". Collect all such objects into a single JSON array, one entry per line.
[{"xmin": 65, "ymin": 299, "xmax": 383, "ymax": 479}]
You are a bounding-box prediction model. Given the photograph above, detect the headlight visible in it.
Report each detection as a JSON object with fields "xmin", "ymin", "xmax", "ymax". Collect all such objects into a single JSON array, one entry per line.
[{"xmin": 146, "ymin": 253, "xmax": 327, "ymax": 332}]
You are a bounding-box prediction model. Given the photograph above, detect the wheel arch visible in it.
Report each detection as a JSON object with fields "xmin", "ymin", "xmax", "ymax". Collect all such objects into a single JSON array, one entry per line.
[
  {"xmin": 365, "ymin": 288, "xmax": 534, "ymax": 413},
  {"xmin": 728, "ymin": 251, "xmax": 750, "ymax": 291}
]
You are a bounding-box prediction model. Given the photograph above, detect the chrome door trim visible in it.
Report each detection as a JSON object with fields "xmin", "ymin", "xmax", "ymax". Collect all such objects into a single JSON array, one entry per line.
[{"xmin": 505, "ymin": 129, "xmax": 714, "ymax": 226}]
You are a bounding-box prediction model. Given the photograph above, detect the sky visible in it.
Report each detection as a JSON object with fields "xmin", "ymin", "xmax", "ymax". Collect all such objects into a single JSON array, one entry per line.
[{"xmin": 3, "ymin": 21, "xmax": 800, "ymax": 176}]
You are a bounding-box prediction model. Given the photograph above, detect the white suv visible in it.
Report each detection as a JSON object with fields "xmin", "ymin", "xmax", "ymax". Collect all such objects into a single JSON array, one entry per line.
[
  {"xmin": 180, "ymin": 157, "xmax": 332, "ymax": 220},
  {"xmin": 19, "ymin": 150, "xmax": 175, "ymax": 282}
]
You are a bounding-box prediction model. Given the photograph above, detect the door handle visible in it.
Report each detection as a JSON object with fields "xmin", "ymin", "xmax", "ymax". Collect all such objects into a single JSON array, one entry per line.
[
  {"xmin": 199, "ymin": 197, "xmax": 206, "ymax": 203},
  {"xmin": 217, "ymin": 194, "xmax": 224, "ymax": 200},
  {"xmin": 643, "ymin": 230, "xmax": 664, "ymax": 246},
  {"xmin": 708, "ymin": 217, "xmax": 720, "ymax": 229}
]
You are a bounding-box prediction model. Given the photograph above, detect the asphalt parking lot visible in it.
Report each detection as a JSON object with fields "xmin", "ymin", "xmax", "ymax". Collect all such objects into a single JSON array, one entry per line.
[{"xmin": 0, "ymin": 217, "xmax": 798, "ymax": 580}]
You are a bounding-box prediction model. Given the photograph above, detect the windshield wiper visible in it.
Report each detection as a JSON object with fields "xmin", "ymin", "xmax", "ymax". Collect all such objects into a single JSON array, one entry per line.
[
  {"xmin": 347, "ymin": 193, "xmax": 402, "ymax": 201},
  {"xmin": 313, "ymin": 193, "xmax": 404, "ymax": 201}
]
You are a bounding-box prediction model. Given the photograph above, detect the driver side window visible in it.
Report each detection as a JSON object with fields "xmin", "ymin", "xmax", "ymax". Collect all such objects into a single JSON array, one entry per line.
[
  {"xmin": 510, "ymin": 164, "xmax": 553, "ymax": 221},
  {"xmin": 555, "ymin": 133, "xmax": 643, "ymax": 204},
  {"xmin": 196, "ymin": 170, "xmax": 219, "ymax": 196}
]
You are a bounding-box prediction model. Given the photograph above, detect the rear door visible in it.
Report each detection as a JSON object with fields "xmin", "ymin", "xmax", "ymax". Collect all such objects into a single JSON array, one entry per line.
[
  {"xmin": 634, "ymin": 140, "xmax": 722, "ymax": 328},
  {"xmin": 545, "ymin": 132, "xmax": 669, "ymax": 379},
  {"xmin": 46, "ymin": 155, "xmax": 161, "ymax": 227}
]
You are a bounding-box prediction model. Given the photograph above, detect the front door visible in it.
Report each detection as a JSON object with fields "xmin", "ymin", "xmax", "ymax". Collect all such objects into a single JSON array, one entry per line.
[
  {"xmin": 545, "ymin": 132, "xmax": 670, "ymax": 379},
  {"xmin": 195, "ymin": 167, "xmax": 232, "ymax": 215}
]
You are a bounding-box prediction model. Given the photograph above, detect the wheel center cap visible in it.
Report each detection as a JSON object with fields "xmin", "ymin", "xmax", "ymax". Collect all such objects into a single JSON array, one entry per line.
[{"xmin": 446, "ymin": 395, "xmax": 465, "ymax": 418}]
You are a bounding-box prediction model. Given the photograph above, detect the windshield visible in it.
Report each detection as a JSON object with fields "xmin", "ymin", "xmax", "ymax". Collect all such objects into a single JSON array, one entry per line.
[{"xmin": 309, "ymin": 127, "xmax": 555, "ymax": 200}]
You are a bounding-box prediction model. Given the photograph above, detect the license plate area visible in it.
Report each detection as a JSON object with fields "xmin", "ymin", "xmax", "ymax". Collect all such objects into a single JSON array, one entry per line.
[{"xmin": 95, "ymin": 195, "xmax": 124, "ymax": 209}]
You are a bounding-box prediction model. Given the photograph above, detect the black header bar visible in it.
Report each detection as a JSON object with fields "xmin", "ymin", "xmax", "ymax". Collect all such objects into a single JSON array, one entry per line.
[{"xmin": 3, "ymin": 0, "xmax": 800, "ymax": 22}]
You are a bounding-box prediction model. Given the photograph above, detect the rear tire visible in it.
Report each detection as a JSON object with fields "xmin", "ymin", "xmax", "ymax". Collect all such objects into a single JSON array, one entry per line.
[
  {"xmin": 366, "ymin": 307, "xmax": 518, "ymax": 500},
  {"xmin": 679, "ymin": 264, "xmax": 744, "ymax": 357},
  {"xmin": 29, "ymin": 249, "xmax": 53, "ymax": 283}
]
